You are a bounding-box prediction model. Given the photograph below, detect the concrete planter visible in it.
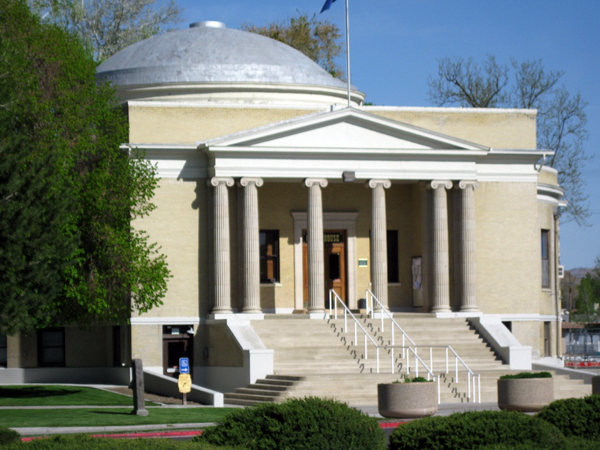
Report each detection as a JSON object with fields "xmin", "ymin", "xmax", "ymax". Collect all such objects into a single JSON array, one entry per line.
[
  {"xmin": 377, "ymin": 382, "xmax": 438, "ymax": 418},
  {"xmin": 497, "ymin": 377, "xmax": 554, "ymax": 412}
]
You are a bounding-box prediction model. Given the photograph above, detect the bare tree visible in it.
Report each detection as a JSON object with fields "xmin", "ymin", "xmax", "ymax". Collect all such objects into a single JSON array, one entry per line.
[
  {"xmin": 241, "ymin": 12, "xmax": 344, "ymax": 79},
  {"xmin": 427, "ymin": 55, "xmax": 591, "ymax": 225},
  {"xmin": 427, "ymin": 55, "xmax": 509, "ymax": 107},
  {"xmin": 30, "ymin": 0, "xmax": 183, "ymax": 61}
]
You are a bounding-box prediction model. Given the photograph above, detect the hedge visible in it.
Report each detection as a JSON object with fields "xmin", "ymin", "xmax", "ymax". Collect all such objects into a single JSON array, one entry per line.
[
  {"xmin": 0, "ymin": 427, "xmax": 20, "ymax": 446},
  {"xmin": 388, "ymin": 410, "xmax": 566, "ymax": 450},
  {"xmin": 195, "ymin": 397, "xmax": 386, "ymax": 450},
  {"xmin": 2, "ymin": 434, "xmax": 238, "ymax": 449},
  {"xmin": 537, "ymin": 395, "xmax": 600, "ymax": 440}
]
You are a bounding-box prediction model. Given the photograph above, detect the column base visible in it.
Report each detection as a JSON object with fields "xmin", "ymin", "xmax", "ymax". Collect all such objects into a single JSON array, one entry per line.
[
  {"xmin": 460, "ymin": 306, "xmax": 479, "ymax": 313},
  {"xmin": 211, "ymin": 308, "xmax": 233, "ymax": 315},
  {"xmin": 431, "ymin": 306, "xmax": 451, "ymax": 313},
  {"xmin": 242, "ymin": 307, "xmax": 263, "ymax": 314}
]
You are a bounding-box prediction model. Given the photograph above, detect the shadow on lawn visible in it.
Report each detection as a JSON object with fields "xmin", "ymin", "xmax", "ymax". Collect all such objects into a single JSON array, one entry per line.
[{"xmin": 0, "ymin": 387, "xmax": 82, "ymax": 399}]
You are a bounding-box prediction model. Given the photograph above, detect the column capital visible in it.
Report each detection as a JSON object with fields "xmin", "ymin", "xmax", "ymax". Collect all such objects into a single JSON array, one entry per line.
[
  {"xmin": 238, "ymin": 177, "xmax": 264, "ymax": 188},
  {"xmin": 430, "ymin": 180, "xmax": 453, "ymax": 190},
  {"xmin": 305, "ymin": 178, "xmax": 328, "ymax": 188},
  {"xmin": 366, "ymin": 179, "xmax": 391, "ymax": 189},
  {"xmin": 458, "ymin": 180, "xmax": 480, "ymax": 190},
  {"xmin": 208, "ymin": 177, "xmax": 234, "ymax": 188}
]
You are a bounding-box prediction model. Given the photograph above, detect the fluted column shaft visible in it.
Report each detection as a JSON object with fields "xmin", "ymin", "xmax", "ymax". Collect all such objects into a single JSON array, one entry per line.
[
  {"xmin": 239, "ymin": 177, "xmax": 263, "ymax": 313},
  {"xmin": 210, "ymin": 177, "xmax": 234, "ymax": 314},
  {"xmin": 420, "ymin": 183, "xmax": 432, "ymax": 310},
  {"xmin": 431, "ymin": 180, "xmax": 452, "ymax": 313},
  {"xmin": 305, "ymin": 178, "xmax": 328, "ymax": 313},
  {"xmin": 369, "ymin": 179, "xmax": 391, "ymax": 309},
  {"xmin": 459, "ymin": 181, "xmax": 479, "ymax": 312}
]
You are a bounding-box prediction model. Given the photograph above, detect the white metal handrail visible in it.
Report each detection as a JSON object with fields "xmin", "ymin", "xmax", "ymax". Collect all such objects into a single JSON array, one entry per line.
[
  {"xmin": 364, "ymin": 290, "xmax": 480, "ymax": 403},
  {"xmin": 329, "ymin": 290, "xmax": 381, "ymax": 373},
  {"xmin": 411, "ymin": 345, "xmax": 481, "ymax": 403},
  {"xmin": 365, "ymin": 289, "xmax": 416, "ymax": 357}
]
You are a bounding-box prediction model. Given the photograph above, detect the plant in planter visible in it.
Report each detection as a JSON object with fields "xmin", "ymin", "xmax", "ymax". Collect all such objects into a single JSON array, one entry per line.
[
  {"xmin": 378, "ymin": 376, "xmax": 438, "ymax": 419},
  {"xmin": 498, "ymin": 372, "xmax": 553, "ymax": 412}
]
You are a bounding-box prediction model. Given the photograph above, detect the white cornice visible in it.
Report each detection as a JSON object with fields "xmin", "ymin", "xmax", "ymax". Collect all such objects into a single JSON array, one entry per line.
[
  {"xmin": 131, "ymin": 317, "xmax": 200, "ymax": 325},
  {"xmin": 127, "ymin": 100, "xmax": 330, "ymax": 111},
  {"xmin": 363, "ymin": 106, "xmax": 538, "ymax": 115}
]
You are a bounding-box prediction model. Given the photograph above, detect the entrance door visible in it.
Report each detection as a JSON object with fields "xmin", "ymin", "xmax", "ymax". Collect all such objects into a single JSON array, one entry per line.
[
  {"xmin": 162, "ymin": 325, "xmax": 193, "ymax": 378},
  {"xmin": 303, "ymin": 230, "xmax": 347, "ymax": 308}
]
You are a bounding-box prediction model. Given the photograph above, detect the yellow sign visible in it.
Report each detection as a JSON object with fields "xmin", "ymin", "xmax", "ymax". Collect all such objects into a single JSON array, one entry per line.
[{"xmin": 178, "ymin": 373, "xmax": 192, "ymax": 394}]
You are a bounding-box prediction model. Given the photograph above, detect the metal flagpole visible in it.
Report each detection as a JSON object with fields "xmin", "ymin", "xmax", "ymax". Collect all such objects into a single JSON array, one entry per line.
[{"xmin": 345, "ymin": 0, "xmax": 351, "ymax": 107}]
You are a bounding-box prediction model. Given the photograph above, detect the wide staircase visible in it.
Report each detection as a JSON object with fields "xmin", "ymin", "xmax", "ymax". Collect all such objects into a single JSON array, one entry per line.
[{"xmin": 224, "ymin": 314, "xmax": 590, "ymax": 406}]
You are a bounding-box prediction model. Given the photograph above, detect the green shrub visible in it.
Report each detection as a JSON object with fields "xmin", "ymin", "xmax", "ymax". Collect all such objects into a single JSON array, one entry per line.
[
  {"xmin": 499, "ymin": 372, "xmax": 552, "ymax": 379},
  {"xmin": 480, "ymin": 437, "xmax": 600, "ymax": 450},
  {"xmin": 0, "ymin": 427, "xmax": 20, "ymax": 446},
  {"xmin": 404, "ymin": 376, "xmax": 431, "ymax": 383},
  {"xmin": 537, "ymin": 395, "xmax": 600, "ymax": 440},
  {"xmin": 388, "ymin": 410, "xmax": 566, "ymax": 450},
  {"xmin": 3, "ymin": 434, "xmax": 237, "ymax": 449},
  {"xmin": 195, "ymin": 397, "xmax": 386, "ymax": 450}
]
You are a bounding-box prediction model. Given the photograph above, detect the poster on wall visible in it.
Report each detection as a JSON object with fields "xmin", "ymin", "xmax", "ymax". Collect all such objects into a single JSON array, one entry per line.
[{"xmin": 412, "ymin": 256, "xmax": 423, "ymax": 307}]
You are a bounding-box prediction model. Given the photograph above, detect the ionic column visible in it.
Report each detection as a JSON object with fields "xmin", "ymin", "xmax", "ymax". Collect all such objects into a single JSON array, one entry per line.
[
  {"xmin": 430, "ymin": 180, "xmax": 453, "ymax": 313},
  {"xmin": 209, "ymin": 177, "xmax": 234, "ymax": 314},
  {"xmin": 458, "ymin": 181, "xmax": 479, "ymax": 312},
  {"xmin": 419, "ymin": 183, "xmax": 432, "ymax": 311},
  {"xmin": 305, "ymin": 178, "xmax": 328, "ymax": 313},
  {"xmin": 368, "ymin": 179, "xmax": 391, "ymax": 309},
  {"xmin": 239, "ymin": 177, "xmax": 264, "ymax": 314}
]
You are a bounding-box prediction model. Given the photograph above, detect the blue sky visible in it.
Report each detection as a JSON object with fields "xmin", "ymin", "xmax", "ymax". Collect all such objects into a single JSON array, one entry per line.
[{"xmin": 177, "ymin": 0, "xmax": 600, "ymax": 269}]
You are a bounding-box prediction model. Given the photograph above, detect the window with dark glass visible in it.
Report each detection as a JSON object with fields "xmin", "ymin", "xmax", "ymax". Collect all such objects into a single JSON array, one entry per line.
[
  {"xmin": 387, "ymin": 230, "xmax": 399, "ymax": 283},
  {"xmin": 260, "ymin": 230, "xmax": 279, "ymax": 283},
  {"xmin": 0, "ymin": 334, "xmax": 6, "ymax": 367},
  {"xmin": 38, "ymin": 328, "xmax": 65, "ymax": 367},
  {"xmin": 541, "ymin": 230, "xmax": 550, "ymax": 288},
  {"xmin": 113, "ymin": 326, "xmax": 122, "ymax": 367}
]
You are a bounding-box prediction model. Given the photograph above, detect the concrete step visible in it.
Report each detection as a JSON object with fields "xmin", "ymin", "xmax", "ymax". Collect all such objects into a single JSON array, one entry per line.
[{"xmin": 226, "ymin": 316, "xmax": 592, "ymax": 408}]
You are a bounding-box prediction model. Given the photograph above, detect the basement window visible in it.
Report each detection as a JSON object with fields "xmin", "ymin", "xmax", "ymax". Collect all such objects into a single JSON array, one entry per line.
[
  {"xmin": 0, "ymin": 334, "xmax": 6, "ymax": 367},
  {"xmin": 38, "ymin": 328, "xmax": 65, "ymax": 367}
]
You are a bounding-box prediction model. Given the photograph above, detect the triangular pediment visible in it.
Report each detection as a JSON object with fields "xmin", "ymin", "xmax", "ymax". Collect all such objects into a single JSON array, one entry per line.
[{"xmin": 205, "ymin": 108, "xmax": 489, "ymax": 152}]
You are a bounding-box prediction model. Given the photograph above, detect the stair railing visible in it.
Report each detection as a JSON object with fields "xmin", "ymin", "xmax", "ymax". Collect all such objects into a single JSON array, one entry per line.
[
  {"xmin": 412, "ymin": 345, "xmax": 481, "ymax": 403},
  {"xmin": 365, "ymin": 290, "xmax": 481, "ymax": 403},
  {"xmin": 365, "ymin": 289, "xmax": 416, "ymax": 358},
  {"xmin": 329, "ymin": 290, "xmax": 381, "ymax": 373}
]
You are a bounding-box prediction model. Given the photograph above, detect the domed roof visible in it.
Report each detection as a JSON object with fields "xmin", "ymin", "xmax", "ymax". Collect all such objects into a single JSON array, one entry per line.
[{"xmin": 96, "ymin": 21, "xmax": 349, "ymax": 90}]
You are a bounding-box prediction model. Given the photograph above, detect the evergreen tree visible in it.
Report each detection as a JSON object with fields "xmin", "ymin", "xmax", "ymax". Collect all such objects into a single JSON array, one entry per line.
[{"xmin": 0, "ymin": 0, "xmax": 170, "ymax": 335}]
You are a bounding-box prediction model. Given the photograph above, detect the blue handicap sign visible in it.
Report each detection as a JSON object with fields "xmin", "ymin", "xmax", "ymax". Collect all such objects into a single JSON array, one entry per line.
[{"xmin": 179, "ymin": 357, "xmax": 190, "ymax": 374}]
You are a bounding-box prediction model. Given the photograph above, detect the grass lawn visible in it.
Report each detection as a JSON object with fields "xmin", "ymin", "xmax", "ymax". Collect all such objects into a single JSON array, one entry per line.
[
  {"xmin": 0, "ymin": 386, "xmax": 157, "ymax": 407},
  {"xmin": 0, "ymin": 407, "xmax": 238, "ymax": 428}
]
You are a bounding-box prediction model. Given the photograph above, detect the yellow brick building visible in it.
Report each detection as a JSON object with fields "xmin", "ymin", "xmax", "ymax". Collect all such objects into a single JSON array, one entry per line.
[{"xmin": 0, "ymin": 21, "xmax": 565, "ymax": 397}]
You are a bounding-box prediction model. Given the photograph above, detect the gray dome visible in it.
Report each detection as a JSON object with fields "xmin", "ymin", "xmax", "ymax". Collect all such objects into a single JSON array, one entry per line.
[{"xmin": 96, "ymin": 22, "xmax": 349, "ymax": 90}]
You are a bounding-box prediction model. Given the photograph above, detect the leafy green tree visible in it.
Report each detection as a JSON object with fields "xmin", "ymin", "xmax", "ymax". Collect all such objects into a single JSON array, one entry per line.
[
  {"xmin": 0, "ymin": 0, "xmax": 170, "ymax": 335},
  {"xmin": 241, "ymin": 12, "xmax": 344, "ymax": 79},
  {"xmin": 572, "ymin": 258, "xmax": 600, "ymax": 323},
  {"xmin": 29, "ymin": 0, "xmax": 183, "ymax": 61},
  {"xmin": 427, "ymin": 55, "xmax": 590, "ymax": 225}
]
